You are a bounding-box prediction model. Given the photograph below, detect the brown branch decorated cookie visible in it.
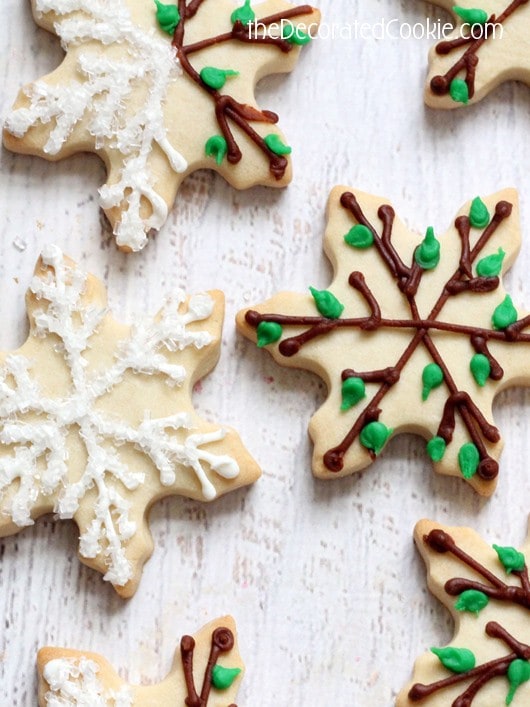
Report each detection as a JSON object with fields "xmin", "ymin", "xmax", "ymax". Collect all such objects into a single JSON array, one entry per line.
[
  {"xmin": 237, "ymin": 187, "xmax": 530, "ymax": 495},
  {"xmin": 38, "ymin": 616, "xmax": 243, "ymax": 706},
  {"xmin": 423, "ymin": 0, "xmax": 530, "ymax": 108},
  {"xmin": 398, "ymin": 520, "xmax": 530, "ymax": 706},
  {"xmin": 0, "ymin": 246, "xmax": 260, "ymax": 596},
  {"xmin": 3, "ymin": 0, "xmax": 319, "ymax": 251}
]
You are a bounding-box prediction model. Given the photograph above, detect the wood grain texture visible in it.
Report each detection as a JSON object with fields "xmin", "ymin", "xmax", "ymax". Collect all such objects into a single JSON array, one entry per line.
[{"xmin": 0, "ymin": 0, "xmax": 530, "ymax": 704}]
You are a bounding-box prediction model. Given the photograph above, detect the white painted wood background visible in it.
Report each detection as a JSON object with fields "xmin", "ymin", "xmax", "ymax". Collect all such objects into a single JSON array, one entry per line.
[{"xmin": 0, "ymin": 0, "xmax": 530, "ymax": 704}]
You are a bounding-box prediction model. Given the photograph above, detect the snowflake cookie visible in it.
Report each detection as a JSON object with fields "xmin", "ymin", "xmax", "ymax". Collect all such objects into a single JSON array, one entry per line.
[
  {"xmin": 3, "ymin": 0, "xmax": 319, "ymax": 252},
  {"xmin": 397, "ymin": 520, "xmax": 530, "ymax": 707},
  {"xmin": 38, "ymin": 616, "xmax": 243, "ymax": 706},
  {"xmin": 0, "ymin": 246, "xmax": 260, "ymax": 596},
  {"xmin": 422, "ymin": 0, "xmax": 530, "ymax": 108},
  {"xmin": 237, "ymin": 187, "xmax": 530, "ymax": 496}
]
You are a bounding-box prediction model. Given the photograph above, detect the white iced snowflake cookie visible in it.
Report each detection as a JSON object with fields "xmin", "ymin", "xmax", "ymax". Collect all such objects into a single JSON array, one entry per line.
[
  {"xmin": 3, "ymin": 0, "xmax": 319, "ymax": 251},
  {"xmin": 422, "ymin": 0, "xmax": 530, "ymax": 108},
  {"xmin": 237, "ymin": 187, "xmax": 530, "ymax": 496},
  {"xmin": 0, "ymin": 246, "xmax": 260, "ymax": 596},
  {"xmin": 38, "ymin": 616, "xmax": 244, "ymax": 706}
]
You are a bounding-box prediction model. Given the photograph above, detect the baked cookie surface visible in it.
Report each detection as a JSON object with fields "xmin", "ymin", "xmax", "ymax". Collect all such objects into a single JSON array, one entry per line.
[
  {"xmin": 398, "ymin": 519, "xmax": 530, "ymax": 707},
  {"xmin": 0, "ymin": 246, "xmax": 260, "ymax": 596},
  {"xmin": 38, "ymin": 616, "xmax": 243, "ymax": 706},
  {"xmin": 237, "ymin": 187, "xmax": 530, "ymax": 495},
  {"xmin": 3, "ymin": 0, "xmax": 319, "ymax": 251},
  {"xmin": 423, "ymin": 0, "xmax": 530, "ymax": 108}
]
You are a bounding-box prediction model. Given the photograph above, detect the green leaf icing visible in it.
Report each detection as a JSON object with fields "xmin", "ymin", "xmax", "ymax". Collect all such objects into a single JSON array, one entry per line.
[
  {"xmin": 476, "ymin": 248, "xmax": 505, "ymax": 277},
  {"xmin": 458, "ymin": 443, "xmax": 480, "ymax": 479},
  {"xmin": 256, "ymin": 321, "xmax": 282, "ymax": 348},
  {"xmin": 344, "ymin": 224, "xmax": 374, "ymax": 249},
  {"xmin": 427, "ymin": 436, "xmax": 446, "ymax": 462},
  {"xmin": 154, "ymin": 0, "xmax": 181, "ymax": 35},
  {"xmin": 341, "ymin": 377, "xmax": 366, "ymax": 411},
  {"xmin": 200, "ymin": 67, "xmax": 239, "ymax": 91},
  {"xmin": 282, "ymin": 22, "xmax": 312, "ymax": 45},
  {"xmin": 453, "ymin": 6, "xmax": 489, "ymax": 25},
  {"xmin": 211, "ymin": 664, "xmax": 242, "ymax": 690},
  {"xmin": 431, "ymin": 646, "xmax": 476, "ymax": 674},
  {"xmin": 309, "ymin": 287, "xmax": 344, "ymax": 319},
  {"xmin": 450, "ymin": 78, "xmax": 469, "ymax": 104},
  {"xmin": 492, "ymin": 295, "xmax": 518, "ymax": 330},
  {"xmin": 422, "ymin": 363, "xmax": 444, "ymax": 400},
  {"xmin": 493, "ymin": 544, "xmax": 526, "ymax": 574},
  {"xmin": 470, "ymin": 353, "xmax": 491, "ymax": 387},
  {"xmin": 469, "ymin": 196, "xmax": 491, "ymax": 229},
  {"xmin": 415, "ymin": 227, "xmax": 441, "ymax": 270},
  {"xmin": 264, "ymin": 134, "xmax": 292, "ymax": 156},
  {"xmin": 205, "ymin": 135, "xmax": 228, "ymax": 165},
  {"xmin": 360, "ymin": 421, "xmax": 393, "ymax": 456},
  {"xmin": 231, "ymin": 0, "xmax": 255, "ymax": 26},
  {"xmin": 506, "ymin": 659, "xmax": 530, "ymax": 705},
  {"xmin": 454, "ymin": 589, "xmax": 489, "ymax": 615}
]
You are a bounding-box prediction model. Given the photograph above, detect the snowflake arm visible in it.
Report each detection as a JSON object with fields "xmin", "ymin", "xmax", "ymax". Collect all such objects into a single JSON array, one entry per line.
[
  {"xmin": 3, "ymin": 0, "xmax": 320, "ymax": 251},
  {"xmin": 37, "ymin": 617, "xmax": 244, "ymax": 707},
  {"xmin": 237, "ymin": 187, "xmax": 530, "ymax": 496},
  {"xmin": 422, "ymin": 0, "xmax": 530, "ymax": 108},
  {"xmin": 0, "ymin": 246, "xmax": 260, "ymax": 596},
  {"xmin": 397, "ymin": 519, "xmax": 530, "ymax": 706}
]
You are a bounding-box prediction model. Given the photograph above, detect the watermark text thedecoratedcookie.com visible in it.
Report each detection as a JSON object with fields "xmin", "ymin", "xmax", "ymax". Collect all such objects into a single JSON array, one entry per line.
[{"xmin": 248, "ymin": 18, "xmax": 504, "ymax": 41}]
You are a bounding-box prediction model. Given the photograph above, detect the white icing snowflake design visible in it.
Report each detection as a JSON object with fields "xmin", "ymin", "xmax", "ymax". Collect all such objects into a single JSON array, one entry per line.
[
  {"xmin": 0, "ymin": 246, "xmax": 260, "ymax": 595},
  {"xmin": 4, "ymin": 0, "xmax": 319, "ymax": 250},
  {"xmin": 6, "ymin": 0, "xmax": 186, "ymax": 251},
  {"xmin": 44, "ymin": 657, "xmax": 134, "ymax": 707}
]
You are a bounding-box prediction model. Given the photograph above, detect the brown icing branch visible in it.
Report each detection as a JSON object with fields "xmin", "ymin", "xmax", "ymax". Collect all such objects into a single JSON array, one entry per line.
[
  {"xmin": 408, "ymin": 530, "xmax": 530, "ymax": 704},
  {"xmin": 172, "ymin": 1, "xmax": 318, "ymax": 179},
  {"xmin": 424, "ymin": 528, "xmax": 530, "ymax": 608},
  {"xmin": 430, "ymin": 0, "xmax": 529, "ymax": 100},
  {"xmin": 409, "ymin": 651, "xmax": 516, "ymax": 705},
  {"xmin": 181, "ymin": 626, "xmax": 237, "ymax": 706},
  {"xmin": 246, "ymin": 193, "xmax": 527, "ymax": 478}
]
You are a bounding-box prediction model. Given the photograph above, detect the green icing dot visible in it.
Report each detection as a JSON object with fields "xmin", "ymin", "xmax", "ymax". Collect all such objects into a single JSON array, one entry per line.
[
  {"xmin": 154, "ymin": 0, "xmax": 181, "ymax": 35},
  {"xmin": 427, "ymin": 436, "xmax": 446, "ymax": 462},
  {"xmin": 493, "ymin": 544, "xmax": 526, "ymax": 574},
  {"xmin": 360, "ymin": 421, "xmax": 393, "ymax": 456},
  {"xmin": 211, "ymin": 664, "xmax": 242, "ymax": 690},
  {"xmin": 256, "ymin": 321, "xmax": 282, "ymax": 348},
  {"xmin": 507, "ymin": 659, "xmax": 530, "ymax": 705},
  {"xmin": 476, "ymin": 248, "xmax": 505, "ymax": 277},
  {"xmin": 450, "ymin": 78, "xmax": 469, "ymax": 104},
  {"xmin": 282, "ymin": 22, "xmax": 312, "ymax": 45},
  {"xmin": 458, "ymin": 443, "xmax": 480, "ymax": 479},
  {"xmin": 422, "ymin": 363, "xmax": 444, "ymax": 401},
  {"xmin": 415, "ymin": 227, "xmax": 441, "ymax": 270},
  {"xmin": 309, "ymin": 287, "xmax": 344, "ymax": 319},
  {"xmin": 492, "ymin": 295, "xmax": 518, "ymax": 330},
  {"xmin": 264, "ymin": 134, "xmax": 292, "ymax": 156},
  {"xmin": 344, "ymin": 224, "xmax": 374, "ymax": 249},
  {"xmin": 205, "ymin": 135, "xmax": 228, "ymax": 165},
  {"xmin": 453, "ymin": 6, "xmax": 489, "ymax": 25},
  {"xmin": 231, "ymin": 0, "xmax": 255, "ymax": 26},
  {"xmin": 200, "ymin": 67, "xmax": 239, "ymax": 91},
  {"xmin": 341, "ymin": 377, "xmax": 366, "ymax": 411},
  {"xmin": 470, "ymin": 353, "xmax": 491, "ymax": 387},
  {"xmin": 454, "ymin": 589, "xmax": 489, "ymax": 615},
  {"xmin": 431, "ymin": 646, "xmax": 476, "ymax": 674},
  {"xmin": 469, "ymin": 196, "xmax": 490, "ymax": 229}
]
